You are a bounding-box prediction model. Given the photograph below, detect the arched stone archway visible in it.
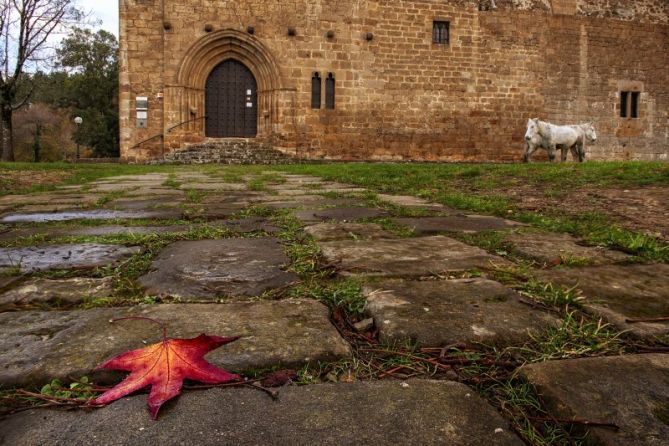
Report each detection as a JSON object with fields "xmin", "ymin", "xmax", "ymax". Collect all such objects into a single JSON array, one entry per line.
[{"xmin": 164, "ymin": 29, "xmax": 284, "ymax": 146}]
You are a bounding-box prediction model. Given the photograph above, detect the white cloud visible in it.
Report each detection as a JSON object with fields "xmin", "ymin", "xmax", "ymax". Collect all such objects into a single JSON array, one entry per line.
[{"xmin": 78, "ymin": 0, "xmax": 119, "ymax": 37}]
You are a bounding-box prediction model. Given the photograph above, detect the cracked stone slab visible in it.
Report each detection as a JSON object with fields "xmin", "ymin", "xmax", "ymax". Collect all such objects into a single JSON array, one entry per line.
[
  {"xmin": 393, "ymin": 215, "xmax": 523, "ymax": 234},
  {"xmin": 0, "ymin": 277, "xmax": 115, "ymax": 310},
  {"xmin": 295, "ymin": 207, "xmax": 389, "ymax": 223},
  {"xmin": 305, "ymin": 223, "xmax": 396, "ymax": 242},
  {"xmin": 1, "ymin": 209, "xmax": 182, "ymax": 223},
  {"xmin": 320, "ymin": 235, "xmax": 509, "ymax": 277},
  {"xmin": 0, "ymin": 300, "xmax": 351, "ymax": 388},
  {"xmin": 504, "ymin": 231, "xmax": 630, "ymax": 265},
  {"xmin": 0, "ymin": 244, "xmax": 141, "ymax": 273},
  {"xmin": 364, "ymin": 279, "xmax": 558, "ymax": 346},
  {"xmin": 538, "ymin": 264, "xmax": 669, "ymax": 338},
  {"xmin": 0, "ymin": 380, "xmax": 521, "ymax": 445},
  {"xmin": 139, "ymin": 238, "xmax": 298, "ymax": 299},
  {"xmin": 522, "ymin": 354, "xmax": 669, "ymax": 446}
]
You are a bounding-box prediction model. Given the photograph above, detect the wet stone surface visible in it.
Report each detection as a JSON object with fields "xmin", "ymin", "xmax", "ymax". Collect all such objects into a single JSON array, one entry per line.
[
  {"xmin": 320, "ymin": 235, "xmax": 509, "ymax": 277},
  {"xmin": 139, "ymin": 238, "xmax": 298, "ymax": 299},
  {"xmin": 503, "ymin": 231, "xmax": 630, "ymax": 265},
  {"xmin": 538, "ymin": 264, "xmax": 669, "ymax": 338},
  {"xmin": 1, "ymin": 209, "xmax": 182, "ymax": 223},
  {"xmin": 0, "ymin": 244, "xmax": 141, "ymax": 273},
  {"xmin": 0, "ymin": 277, "xmax": 115, "ymax": 311},
  {"xmin": 393, "ymin": 215, "xmax": 523, "ymax": 234},
  {"xmin": 0, "ymin": 301, "xmax": 351, "ymax": 388},
  {"xmin": 522, "ymin": 354, "xmax": 669, "ymax": 446},
  {"xmin": 364, "ymin": 279, "xmax": 558, "ymax": 346},
  {"xmin": 304, "ymin": 223, "xmax": 396, "ymax": 242},
  {"xmin": 295, "ymin": 207, "xmax": 389, "ymax": 223},
  {"xmin": 0, "ymin": 380, "xmax": 521, "ymax": 445}
]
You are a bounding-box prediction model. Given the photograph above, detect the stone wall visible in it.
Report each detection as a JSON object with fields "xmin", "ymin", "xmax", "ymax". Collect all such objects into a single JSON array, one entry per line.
[{"xmin": 119, "ymin": 0, "xmax": 669, "ymax": 162}]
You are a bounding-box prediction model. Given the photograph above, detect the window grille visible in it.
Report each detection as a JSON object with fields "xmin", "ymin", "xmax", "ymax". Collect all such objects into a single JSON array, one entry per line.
[
  {"xmin": 325, "ymin": 73, "xmax": 335, "ymax": 109},
  {"xmin": 432, "ymin": 21, "xmax": 449, "ymax": 44}
]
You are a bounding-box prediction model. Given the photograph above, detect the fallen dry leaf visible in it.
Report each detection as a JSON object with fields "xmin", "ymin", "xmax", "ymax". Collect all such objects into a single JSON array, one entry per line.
[{"xmin": 94, "ymin": 334, "xmax": 240, "ymax": 419}]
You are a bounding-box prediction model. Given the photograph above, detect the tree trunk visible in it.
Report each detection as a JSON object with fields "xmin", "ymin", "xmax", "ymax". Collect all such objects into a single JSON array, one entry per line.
[{"xmin": 1, "ymin": 106, "xmax": 15, "ymax": 162}]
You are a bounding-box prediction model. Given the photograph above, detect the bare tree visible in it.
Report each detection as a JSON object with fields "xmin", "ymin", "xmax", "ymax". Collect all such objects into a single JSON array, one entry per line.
[{"xmin": 0, "ymin": 0, "xmax": 82, "ymax": 161}]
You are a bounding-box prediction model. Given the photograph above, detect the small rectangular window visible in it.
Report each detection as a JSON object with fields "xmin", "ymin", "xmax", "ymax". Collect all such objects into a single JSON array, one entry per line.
[
  {"xmin": 432, "ymin": 21, "xmax": 449, "ymax": 44},
  {"xmin": 620, "ymin": 92, "xmax": 628, "ymax": 118},
  {"xmin": 311, "ymin": 73, "xmax": 321, "ymax": 109},
  {"xmin": 620, "ymin": 91, "xmax": 640, "ymax": 119},
  {"xmin": 325, "ymin": 73, "xmax": 335, "ymax": 109},
  {"xmin": 631, "ymin": 92, "xmax": 639, "ymax": 118}
]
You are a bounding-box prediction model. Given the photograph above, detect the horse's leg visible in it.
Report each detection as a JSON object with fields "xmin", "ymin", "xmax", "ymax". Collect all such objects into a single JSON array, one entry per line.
[
  {"xmin": 547, "ymin": 144, "xmax": 557, "ymax": 163},
  {"xmin": 578, "ymin": 141, "xmax": 586, "ymax": 162},
  {"xmin": 523, "ymin": 142, "xmax": 536, "ymax": 163},
  {"xmin": 560, "ymin": 145, "xmax": 569, "ymax": 162}
]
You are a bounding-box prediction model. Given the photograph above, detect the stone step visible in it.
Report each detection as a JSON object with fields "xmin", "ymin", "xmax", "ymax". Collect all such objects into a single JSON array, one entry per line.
[
  {"xmin": 0, "ymin": 380, "xmax": 523, "ymax": 445},
  {"xmin": 165, "ymin": 139, "xmax": 297, "ymax": 165}
]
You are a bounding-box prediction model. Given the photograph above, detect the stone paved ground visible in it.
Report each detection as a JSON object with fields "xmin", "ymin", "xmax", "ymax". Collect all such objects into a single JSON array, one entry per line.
[{"xmin": 0, "ymin": 168, "xmax": 667, "ymax": 445}]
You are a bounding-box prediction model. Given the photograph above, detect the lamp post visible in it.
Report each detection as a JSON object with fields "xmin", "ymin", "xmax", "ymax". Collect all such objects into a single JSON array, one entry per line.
[{"xmin": 74, "ymin": 116, "xmax": 83, "ymax": 160}]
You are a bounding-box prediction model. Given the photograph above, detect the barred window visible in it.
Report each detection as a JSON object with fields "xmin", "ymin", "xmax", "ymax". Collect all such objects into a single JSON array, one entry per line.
[
  {"xmin": 620, "ymin": 91, "xmax": 640, "ymax": 118},
  {"xmin": 432, "ymin": 21, "xmax": 449, "ymax": 44},
  {"xmin": 311, "ymin": 72, "xmax": 321, "ymax": 109},
  {"xmin": 325, "ymin": 73, "xmax": 335, "ymax": 109}
]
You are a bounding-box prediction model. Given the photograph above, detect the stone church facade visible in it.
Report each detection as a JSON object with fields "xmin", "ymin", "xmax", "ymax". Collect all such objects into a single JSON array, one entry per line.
[{"xmin": 119, "ymin": 0, "xmax": 669, "ymax": 162}]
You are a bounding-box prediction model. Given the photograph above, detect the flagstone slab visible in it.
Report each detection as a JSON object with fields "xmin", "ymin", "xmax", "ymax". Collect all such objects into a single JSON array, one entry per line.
[
  {"xmin": 11, "ymin": 204, "xmax": 89, "ymax": 214},
  {"xmin": 0, "ymin": 380, "xmax": 521, "ymax": 445},
  {"xmin": 0, "ymin": 193, "xmax": 101, "ymax": 206},
  {"xmin": 183, "ymin": 203, "xmax": 247, "ymax": 220},
  {"xmin": 320, "ymin": 236, "xmax": 509, "ymax": 277},
  {"xmin": 538, "ymin": 264, "xmax": 669, "ymax": 338},
  {"xmin": 179, "ymin": 182, "xmax": 247, "ymax": 191},
  {"xmin": 0, "ymin": 244, "xmax": 141, "ymax": 273},
  {"xmin": 101, "ymin": 174, "xmax": 170, "ymax": 182},
  {"xmin": 295, "ymin": 207, "xmax": 389, "ymax": 223},
  {"xmin": 107, "ymin": 198, "xmax": 183, "ymax": 211},
  {"xmin": 0, "ymin": 300, "xmax": 351, "ymax": 387},
  {"xmin": 124, "ymin": 188, "xmax": 185, "ymax": 197},
  {"xmin": 139, "ymin": 238, "xmax": 298, "ymax": 299},
  {"xmin": 363, "ymin": 279, "xmax": 558, "ymax": 346},
  {"xmin": 393, "ymin": 215, "xmax": 523, "ymax": 234},
  {"xmin": 521, "ymin": 354, "xmax": 669, "ymax": 446},
  {"xmin": 0, "ymin": 277, "xmax": 115, "ymax": 310},
  {"xmin": 503, "ymin": 231, "xmax": 630, "ymax": 265},
  {"xmin": 377, "ymin": 194, "xmax": 451, "ymax": 211},
  {"xmin": 305, "ymin": 223, "xmax": 396, "ymax": 242},
  {"xmin": 1, "ymin": 209, "xmax": 182, "ymax": 223}
]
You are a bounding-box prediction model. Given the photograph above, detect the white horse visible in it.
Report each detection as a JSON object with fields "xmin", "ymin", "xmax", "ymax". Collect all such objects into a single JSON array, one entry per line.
[{"xmin": 523, "ymin": 118, "xmax": 597, "ymax": 163}]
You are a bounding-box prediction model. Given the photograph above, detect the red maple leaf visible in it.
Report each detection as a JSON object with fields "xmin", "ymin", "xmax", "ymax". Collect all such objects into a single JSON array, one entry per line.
[{"xmin": 94, "ymin": 321, "xmax": 240, "ymax": 419}]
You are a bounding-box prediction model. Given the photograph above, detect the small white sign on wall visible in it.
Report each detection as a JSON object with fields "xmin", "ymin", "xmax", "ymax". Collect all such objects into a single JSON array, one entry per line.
[
  {"xmin": 246, "ymin": 102, "xmax": 253, "ymax": 108},
  {"xmin": 247, "ymin": 89, "xmax": 252, "ymax": 95},
  {"xmin": 137, "ymin": 111, "xmax": 148, "ymax": 119}
]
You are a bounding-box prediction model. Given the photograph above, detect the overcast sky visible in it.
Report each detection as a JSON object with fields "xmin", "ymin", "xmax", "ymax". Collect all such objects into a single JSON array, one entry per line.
[{"xmin": 79, "ymin": 1, "xmax": 119, "ymax": 37}]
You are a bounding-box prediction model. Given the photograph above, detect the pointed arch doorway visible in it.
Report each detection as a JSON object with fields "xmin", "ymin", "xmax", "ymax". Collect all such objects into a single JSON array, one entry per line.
[{"xmin": 205, "ymin": 60, "xmax": 258, "ymax": 138}]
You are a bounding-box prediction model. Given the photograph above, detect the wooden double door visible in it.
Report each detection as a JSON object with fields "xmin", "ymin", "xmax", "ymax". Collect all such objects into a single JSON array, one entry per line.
[{"xmin": 205, "ymin": 60, "xmax": 258, "ymax": 138}]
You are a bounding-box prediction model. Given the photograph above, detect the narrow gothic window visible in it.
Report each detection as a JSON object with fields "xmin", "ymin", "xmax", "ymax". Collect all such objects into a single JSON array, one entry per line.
[
  {"xmin": 325, "ymin": 73, "xmax": 335, "ymax": 109},
  {"xmin": 630, "ymin": 92, "xmax": 640, "ymax": 118},
  {"xmin": 432, "ymin": 21, "xmax": 449, "ymax": 44},
  {"xmin": 311, "ymin": 73, "xmax": 321, "ymax": 109},
  {"xmin": 620, "ymin": 92, "xmax": 628, "ymax": 118},
  {"xmin": 620, "ymin": 91, "xmax": 640, "ymax": 119}
]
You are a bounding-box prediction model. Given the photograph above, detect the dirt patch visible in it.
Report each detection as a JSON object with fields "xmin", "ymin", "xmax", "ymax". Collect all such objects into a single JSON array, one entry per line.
[
  {"xmin": 0, "ymin": 170, "xmax": 72, "ymax": 194},
  {"xmin": 502, "ymin": 185, "xmax": 669, "ymax": 240}
]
